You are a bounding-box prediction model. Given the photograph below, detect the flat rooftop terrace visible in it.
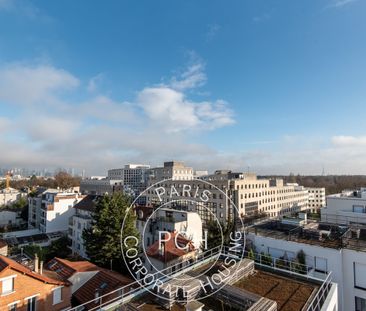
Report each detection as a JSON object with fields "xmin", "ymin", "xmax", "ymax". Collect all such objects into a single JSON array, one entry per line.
[
  {"xmin": 234, "ymin": 270, "xmax": 317, "ymax": 311},
  {"xmin": 247, "ymin": 220, "xmax": 348, "ymax": 249},
  {"xmin": 127, "ymin": 261, "xmax": 320, "ymax": 311}
]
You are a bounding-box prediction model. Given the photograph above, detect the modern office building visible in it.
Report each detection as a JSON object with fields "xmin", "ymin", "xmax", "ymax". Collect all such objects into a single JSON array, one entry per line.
[{"xmin": 145, "ymin": 165, "xmax": 317, "ymax": 223}]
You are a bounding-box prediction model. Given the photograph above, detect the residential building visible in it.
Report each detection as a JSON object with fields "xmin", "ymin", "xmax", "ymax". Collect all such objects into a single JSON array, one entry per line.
[
  {"xmin": 321, "ymin": 188, "xmax": 366, "ymax": 225},
  {"xmin": 306, "ymin": 187, "xmax": 326, "ymax": 212},
  {"xmin": 146, "ymin": 231, "xmax": 197, "ymax": 276},
  {"xmin": 28, "ymin": 187, "xmax": 48, "ymax": 229},
  {"xmin": 68, "ymin": 195, "xmax": 99, "ymax": 258},
  {"xmin": 136, "ymin": 207, "xmax": 203, "ymax": 250},
  {"xmin": 0, "ymin": 255, "xmax": 71, "ymax": 311},
  {"xmin": 45, "ymin": 257, "xmax": 133, "ymax": 310},
  {"xmin": 246, "ymin": 217, "xmax": 366, "ymax": 311},
  {"xmin": 0, "ymin": 209, "xmax": 25, "ymax": 228},
  {"xmin": 0, "ymin": 187, "xmax": 25, "ymax": 206},
  {"xmin": 38, "ymin": 190, "xmax": 84, "ymax": 233}
]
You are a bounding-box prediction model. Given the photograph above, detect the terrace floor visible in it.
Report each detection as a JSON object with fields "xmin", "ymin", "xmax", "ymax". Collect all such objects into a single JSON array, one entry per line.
[{"xmin": 234, "ymin": 271, "xmax": 318, "ymax": 311}]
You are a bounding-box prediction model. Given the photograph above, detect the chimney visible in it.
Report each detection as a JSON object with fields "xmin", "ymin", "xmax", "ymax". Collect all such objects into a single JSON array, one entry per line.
[
  {"xmin": 34, "ymin": 254, "xmax": 39, "ymax": 273},
  {"xmin": 40, "ymin": 261, "xmax": 43, "ymax": 275},
  {"xmin": 158, "ymin": 234, "xmax": 166, "ymax": 258}
]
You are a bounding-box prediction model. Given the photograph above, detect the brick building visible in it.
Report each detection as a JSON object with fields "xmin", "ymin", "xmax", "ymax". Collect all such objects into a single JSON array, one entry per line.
[{"xmin": 0, "ymin": 255, "xmax": 71, "ymax": 311}]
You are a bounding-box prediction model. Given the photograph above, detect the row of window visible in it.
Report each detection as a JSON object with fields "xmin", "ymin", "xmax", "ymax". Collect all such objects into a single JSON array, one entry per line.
[{"xmin": 1, "ymin": 275, "xmax": 63, "ymax": 310}]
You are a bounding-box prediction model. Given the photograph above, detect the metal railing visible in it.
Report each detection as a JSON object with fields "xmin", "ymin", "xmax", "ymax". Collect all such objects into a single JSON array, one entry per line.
[
  {"xmin": 68, "ymin": 245, "xmax": 225, "ymax": 311},
  {"xmin": 306, "ymin": 272, "xmax": 333, "ymax": 311}
]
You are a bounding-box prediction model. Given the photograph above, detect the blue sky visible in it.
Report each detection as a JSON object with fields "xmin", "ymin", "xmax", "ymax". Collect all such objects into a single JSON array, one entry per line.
[{"xmin": 0, "ymin": 0, "xmax": 366, "ymax": 175}]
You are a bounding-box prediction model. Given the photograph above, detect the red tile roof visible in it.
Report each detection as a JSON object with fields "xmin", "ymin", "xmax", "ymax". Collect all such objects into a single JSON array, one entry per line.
[
  {"xmin": 46, "ymin": 257, "xmax": 99, "ymax": 280},
  {"xmin": 0, "ymin": 255, "xmax": 66, "ymax": 285},
  {"xmin": 146, "ymin": 231, "xmax": 195, "ymax": 263},
  {"xmin": 73, "ymin": 269, "xmax": 134, "ymax": 309}
]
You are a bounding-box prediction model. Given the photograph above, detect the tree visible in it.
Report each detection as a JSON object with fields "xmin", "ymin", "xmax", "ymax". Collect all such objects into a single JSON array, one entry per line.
[
  {"xmin": 83, "ymin": 193, "xmax": 139, "ymax": 272},
  {"xmin": 205, "ymin": 220, "xmax": 234, "ymax": 250},
  {"xmin": 54, "ymin": 171, "xmax": 80, "ymax": 190}
]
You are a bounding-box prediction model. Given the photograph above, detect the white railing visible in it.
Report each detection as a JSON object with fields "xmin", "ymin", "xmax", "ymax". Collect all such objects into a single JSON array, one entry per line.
[{"xmin": 68, "ymin": 245, "xmax": 224, "ymax": 311}]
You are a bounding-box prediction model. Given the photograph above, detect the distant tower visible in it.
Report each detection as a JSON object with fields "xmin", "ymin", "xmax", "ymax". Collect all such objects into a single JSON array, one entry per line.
[{"xmin": 321, "ymin": 165, "xmax": 325, "ymax": 176}]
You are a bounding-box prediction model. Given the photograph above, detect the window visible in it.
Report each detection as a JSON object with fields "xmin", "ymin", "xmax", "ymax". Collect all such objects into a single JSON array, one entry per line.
[
  {"xmin": 1, "ymin": 276, "xmax": 15, "ymax": 295},
  {"xmin": 353, "ymin": 205, "xmax": 365, "ymax": 213},
  {"xmin": 356, "ymin": 296, "xmax": 366, "ymax": 311},
  {"xmin": 354, "ymin": 263, "xmax": 366, "ymax": 290},
  {"xmin": 315, "ymin": 257, "xmax": 327, "ymax": 273},
  {"xmin": 8, "ymin": 302, "xmax": 18, "ymax": 311},
  {"xmin": 27, "ymin": 296, "xmax": 37, "ymax": 311},
  {"xmin": 53, "ymin": 287, "xmax": 62, "ymax": 305}
]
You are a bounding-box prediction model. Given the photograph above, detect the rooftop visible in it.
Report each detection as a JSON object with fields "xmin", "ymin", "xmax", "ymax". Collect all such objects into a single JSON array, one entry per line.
[
  {"xmin": 327, "ymin": 188, "xmax": 366, "ymax": 199},
  {"xmin": 246, "ymin": 219, "xmax": 347, "ymax": 249},
  {"xmin": 146, "ymin": 231, "xmax": 195, "ymax": 263},
  {"xmin": 73, "ymin": 194, "xmax": 100, "ymax": 212},
  {"xmin": 0, "ymin": 255, "xmax": 67, "ymax": 286}
]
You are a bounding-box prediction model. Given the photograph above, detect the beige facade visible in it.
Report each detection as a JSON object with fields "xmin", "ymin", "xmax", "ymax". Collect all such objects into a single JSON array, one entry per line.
[{"xmin": 146, "ymin": 167, "xmax": 312, "ymax": 224}]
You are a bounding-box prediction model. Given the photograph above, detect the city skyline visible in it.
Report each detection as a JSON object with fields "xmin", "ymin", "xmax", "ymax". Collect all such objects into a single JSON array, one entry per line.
[{"xmin": 1, "ymin": 0, "xmax": 366, "ymax": 175}]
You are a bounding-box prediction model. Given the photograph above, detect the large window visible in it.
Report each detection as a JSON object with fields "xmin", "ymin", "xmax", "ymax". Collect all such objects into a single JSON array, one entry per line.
[
  {"xmin": 355, "ymin": 296, "xmax": 366, "ymax": 311},
  {"xmin": 1, "ymin": 276, "xmax": 15, "ymax": 295},
  {"xmin": 354, "ymin": 263, "xmax": 366, "ymax": 290},
  {"xmin": 315, "ymin": 257, "xmax": 327, "ymax": 273}
]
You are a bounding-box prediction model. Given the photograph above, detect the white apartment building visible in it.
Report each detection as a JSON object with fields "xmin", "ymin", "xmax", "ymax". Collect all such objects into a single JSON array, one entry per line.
[
  {"xmin": 37, "ymin": 190, "xmax": 83, "ymax": 233},
  {"xmin": 321, "ymin": 188, "xmax": 366, "ymax": 225},
  {"xmin": 307, "ymin": 187, "xmax": 326, "ymax": 212},
  {"xmin": 136, "ymin": 207, "xmax": 203, "ymax": 250},
  {"xmin": 68, "ymin": 195, "xmax": 98, "ymax": 258},
  {"xmin": 246, "ymin": 219, "xmax": 366, "ymax": 311},
  {"xmin": 0, "ymin": 187, "xmax": 24, "ymax": 206},
  {"xmin": 28, "ymin": 187, "xmax": 48, "ymax": 229}
]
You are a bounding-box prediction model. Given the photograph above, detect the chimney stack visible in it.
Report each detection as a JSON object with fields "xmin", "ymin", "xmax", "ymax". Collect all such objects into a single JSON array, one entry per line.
[
  {"xmin": 40, "ymin": 261, "xmax": 43, "ymax": 275},
  {"xmin": 34, "ymin": 254, "xmax": 39, "ymax": 273}
]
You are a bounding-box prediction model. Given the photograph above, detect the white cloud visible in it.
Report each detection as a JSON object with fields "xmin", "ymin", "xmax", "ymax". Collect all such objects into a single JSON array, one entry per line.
[
  {"xmin": 137, "ymin": 87, "xmax": 234, "ymax": 132},
  {"xmin": 327, "ymin": 0, "xmax": 358, "ymax": 8},
  {"xmin": 0, "ymin": 58, "xmax": 237, "ymax": 174},
  {"xmin": 169, "ymin": 61, "xmax": 206, "ymax": 91},
  {"xmin": 331, "ymin": 135, "xmax": 366, "ymax": 147},
  {"xmin": 0, "ymin": 64, "xmax": 79, "ymax": 105}
]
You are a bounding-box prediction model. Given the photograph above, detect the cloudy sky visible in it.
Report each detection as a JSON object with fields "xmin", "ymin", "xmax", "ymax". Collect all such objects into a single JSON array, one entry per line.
[{"xmin": 0, "ymin": 0, "xmax": 366, "ymax": 175}]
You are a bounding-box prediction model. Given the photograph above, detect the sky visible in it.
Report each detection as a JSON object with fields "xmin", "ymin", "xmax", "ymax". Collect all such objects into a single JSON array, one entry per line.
[{"xmin": 0, "ymin": 0, "xmax": 366, "ymax": 175}]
